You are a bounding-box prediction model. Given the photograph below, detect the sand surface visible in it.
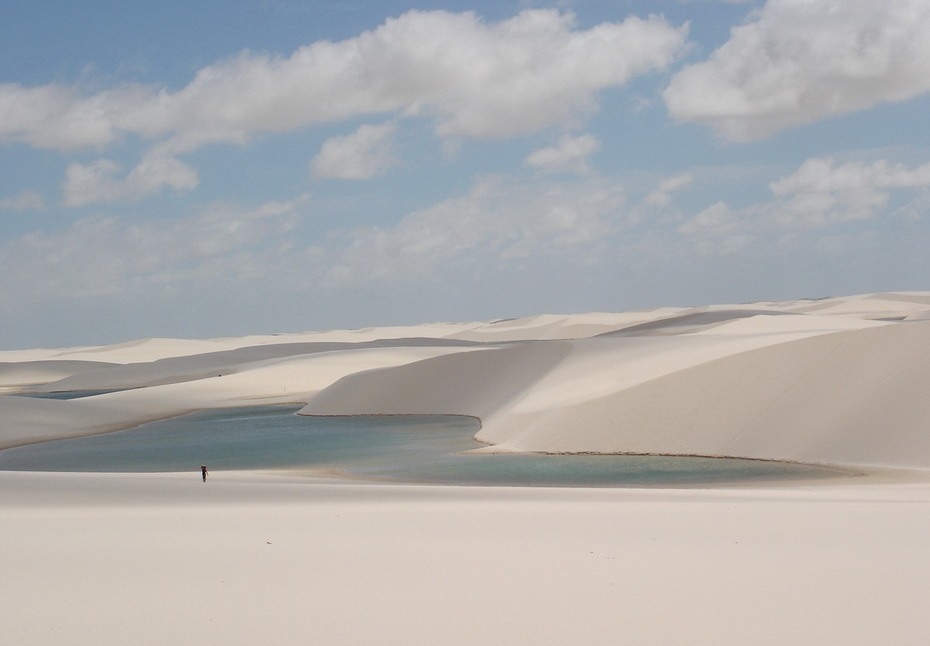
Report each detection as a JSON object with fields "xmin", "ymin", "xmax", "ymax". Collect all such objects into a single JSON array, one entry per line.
[{"xmin": 3, "ymin": 291, "xmax": 930, "ymax": 644}]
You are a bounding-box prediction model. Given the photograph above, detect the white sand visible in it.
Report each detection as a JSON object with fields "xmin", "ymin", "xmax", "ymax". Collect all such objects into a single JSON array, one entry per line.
[{"xmin": 2, "ymin": 291, "xmax": 930, "ymax": 644}]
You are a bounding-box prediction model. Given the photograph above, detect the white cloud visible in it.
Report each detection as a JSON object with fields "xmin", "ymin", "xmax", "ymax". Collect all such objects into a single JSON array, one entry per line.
[
  {"xmin": 0, "ymin": 189, "xmax": 46, "ymax": 212},
  {"xmin": 62, "ymin": 151, "xmax": 199, "ymax": 206},
  {"xmin": 622, "ymin": 172, "xmax": 694, "ymax": 230},
  {"xmin": 319, "ymin": 176, "xmax": 626, "ymax": 287},
  {"xmin": 664, "ymin": 0, "xmax": 930, "ymax": 140},
  {"xmin": 371, "ymin": 11, "xmax": 686, "ymax": 139},
  {"xmin": 769, "ymin": 157, "xmax": 930, "ymax": 196},
  {"xmin": 677, "ymin": 156, "xmax": 930, "ymax": 254},
  {"xmin": 2, "ymin": 172, "xmax": 632, "ymax": 305},
  {"xmin": 311, "ymin": 123, "xmax": 397, "ymax": 180},
  {"xmin": 0, "ymin": 195, "xmax": 306, "ymax": 302},
  {"xmin": 766, "ymin": 157, "xmax": 930, "ymax": 228},
  {"xmin": 2, "ymin": 10, "xmax": 687, "ymax": 153},
  {"xmin": 525, "ymin": 133, "xmax": 600, "ymax": 174},
  {"xmin": 0, "ymin": 9, "xmax": 686, "ymax": 205},
  {"xmin": 677, "ymin": 201, "xmax": 755, "ymax": 255},
  {"xmin": 643, "ymin": 172, "xmax": 693, "ymax": 207},
  {"xmin": 0, "ymin": 83, "xmax": 152, "ymax": 150}
]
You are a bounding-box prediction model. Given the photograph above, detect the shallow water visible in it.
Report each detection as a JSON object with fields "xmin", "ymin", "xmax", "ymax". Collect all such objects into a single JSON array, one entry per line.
[{"xmin": 0, "ymin": 405, "xmax": 839, "ymax": 487}]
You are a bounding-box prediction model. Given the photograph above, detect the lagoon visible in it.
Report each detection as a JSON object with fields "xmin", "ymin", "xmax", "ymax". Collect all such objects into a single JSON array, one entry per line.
[{"xmin": 0, "ymin": 405, "xmax": 840, "ymax": 486}]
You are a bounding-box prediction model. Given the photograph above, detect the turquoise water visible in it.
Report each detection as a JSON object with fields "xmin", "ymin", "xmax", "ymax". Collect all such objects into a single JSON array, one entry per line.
[{"xmin": 0, "ymin": 405, "xmax": 838, "ymax": 486}]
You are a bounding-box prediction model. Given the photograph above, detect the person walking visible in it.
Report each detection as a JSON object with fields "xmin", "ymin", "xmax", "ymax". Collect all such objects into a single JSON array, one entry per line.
[{"xmin": 201, "ymin": 464, "xmax": 208, "ymax": 482}]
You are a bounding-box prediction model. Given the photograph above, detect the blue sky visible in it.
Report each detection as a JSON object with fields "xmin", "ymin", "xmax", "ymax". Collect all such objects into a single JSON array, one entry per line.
[{"xmin": 2, "ymin": 0, "xmax": 929, "ymax": 349}]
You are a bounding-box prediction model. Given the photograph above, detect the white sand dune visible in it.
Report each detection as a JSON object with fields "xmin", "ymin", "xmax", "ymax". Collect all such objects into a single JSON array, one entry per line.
[
  {"xmin": 3, "ymin": 291, "xmax": 929, "ymax": 463},
  {"xmin": 0, "ymin": 359, "xmax": 117, "ymax": 394},
  {"xmin": 3, "ymin": 291, "xmax": 930, "ymax": 644},
  {"xmin": 299, "ymin": 294, "xmax": 930, "ymax": 470}
]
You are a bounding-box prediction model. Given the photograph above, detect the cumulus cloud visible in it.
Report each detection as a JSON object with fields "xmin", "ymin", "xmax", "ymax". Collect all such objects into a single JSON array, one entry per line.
[
  {"xmin": 642, "ymin": 172, "xmax": 693, "ymax": 207},
  {"xmin": 0, "ymin": 195, "xmax": 306, "ymax": 302},
  {"xmin": 677, "ymin": 156, "xmax": 930, "ymax": 254},
  {"xmin": 621, "ymin": 171, "xmax": 695, "ymax": 230},
  {"xmin": 2, "ymin": 10, "xmax": 686, "ymax": 153},
  {"xmin": 311, "ymin": 123, "xmax": 397, "ymax": 180},
  {"xmin": 0, "ymin": 83, "xmax": 153, "ymax": 151},
  {"xmin": 320, "ymin": 176, "xmax": 626, "ymax": 287},
  {"xmin": 62, "ymin": 151, "xmax": 199, "ymax": 207},
  {"xmin": 664, "ymin": 0, "xmax": 930, "ymax": 140},
  {"xmin": 677, "ymin": 201, "xmax": 755, "ymax": 255},
  {"xmin": 0, "ymin": 189, "xmax": 46, "ymax": 212},
  {"xmin": 767, "ymin": 157, "xmax": 930, "ymax": 228},
  {"xmin": 525, "ymin": 133, "xmax": 600, "ymax": 174},
  {"xmin": 770, "ymin": 157, "xmax": 930, "ymax": 196}
]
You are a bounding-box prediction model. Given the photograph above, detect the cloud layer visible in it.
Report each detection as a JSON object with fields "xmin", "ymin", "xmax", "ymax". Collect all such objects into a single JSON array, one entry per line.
[
  {"xmin": 0, "ymin": 196, "xmax": 306, "ymax": 304},
  {"xmin": 319, "ymin": 176, "xmax": 626, "ymax": 287}
]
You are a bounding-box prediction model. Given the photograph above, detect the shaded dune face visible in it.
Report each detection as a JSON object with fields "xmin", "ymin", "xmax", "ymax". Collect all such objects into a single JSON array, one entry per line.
[
  {"xmin": 596, "ymin": 309, "xmax": 795, "ymax": 336},
  {"xmin": 300, "ymin": 341, "xmax": 572, "ymax": 419},
  {"xmin": 2, "ymin": 291, "xmax": 930, "ymax": 470},
  {"xmin": 0, "ymin": 360, "xmax": 116, "ymax": 393}
]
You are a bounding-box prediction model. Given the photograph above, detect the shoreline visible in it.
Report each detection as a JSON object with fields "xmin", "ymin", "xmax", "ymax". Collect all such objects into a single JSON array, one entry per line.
[{"xmin": 0, "ymin": 403, "xmax": 882, "ymax": 488}]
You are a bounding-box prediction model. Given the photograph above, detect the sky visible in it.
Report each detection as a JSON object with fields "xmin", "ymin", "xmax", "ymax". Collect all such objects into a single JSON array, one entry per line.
[{"xmin": 2, "ymin": 0, "xmax": 929, "ymax": 349}]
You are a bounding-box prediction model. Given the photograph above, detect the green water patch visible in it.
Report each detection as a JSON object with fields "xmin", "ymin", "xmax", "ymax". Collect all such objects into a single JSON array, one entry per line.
[{"xmin": 0, "ymin": 405, "xmax": 840, "ymax": 487}]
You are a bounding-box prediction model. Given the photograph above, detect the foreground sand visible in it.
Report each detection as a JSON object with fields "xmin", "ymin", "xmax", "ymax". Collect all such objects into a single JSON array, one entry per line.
[
  {"xmin": 2, "ymin": 292, "xmax": 930, "ymax": 644},
  {"xmin": 3, "ymin": 472, "xmax": 930, "ymax": 645}
]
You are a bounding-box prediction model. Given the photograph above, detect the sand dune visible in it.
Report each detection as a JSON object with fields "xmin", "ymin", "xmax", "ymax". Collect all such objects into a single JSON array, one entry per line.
[
  {"xmin": 483, "ymin": 322, "xmax": 930, "ymax": 467},
  {"xmin": 0, "ymin": 359, "xmax": 116, "ymax": 394},
  {"xmin": 300, "ymin": 294, "xmax": 930, "ymax": 470},
  {"xmin": 3, "ymin": 291, "xmax": 930, "ymax": 470}
]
